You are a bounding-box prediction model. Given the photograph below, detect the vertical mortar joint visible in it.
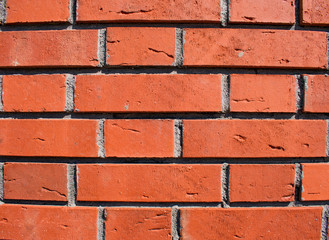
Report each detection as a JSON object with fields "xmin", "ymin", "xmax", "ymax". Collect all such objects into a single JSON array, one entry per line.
[
  {"xmin": 174, "ymin": 28, "xmax": 184, "ymax": 67},
  {"xmin": 220, "ymin": 0, "xmax": 229, "ymax": 26},
  {"xmin": 0, "ymin": 75, "xmax": 3, "ymax": 112},
  {"xmin": 321, "ymin": 206, "xmax": 329, "ymax": 240},
  {"xmin": 97, "ymin": 119, "xmax": 106, "ymax": 158},
  {"xmin": 69, "ymin": 0, "xmax": 77, "ymax": 25},
  {"xmin": 327, "ymin": 120, "xmax": 329, "ymax": 157},
  {"xmin": 0, "ymin": 163, "xmax": 3, "ymax": 203},
  {"xmin": 294, "ymin": 163, "xmax": 302, "ymax": 204},
  {"xmin": 0, "ymin": 0, "xmax": 6, "ymax": 25},
  {"xmin": 98, "ymin": 207, "xmax": 106, "ymax": 240},
  {"xmin": 221, "ymin": 163, "xmax": 230, "ymax": 208},
  {"xmin": 65, "ymin": 74, "xmax": 76, "ymax": 112},
  {"xmin": 174, "ymin": 120, "xmax": 183, "ymax": 158},
  {"xmin": 172, "ymin": 205, "xmax": 180, "ymax": 240},
  {"xmin": 295, "ymin": 75, "xmax": 304, "ymax": 114},
  {"xmin": 98, "ymin": 29, "xmax": 107, "ymax": 67},
  {"xmin": 67, "ymin": 164, "xmax": 77, "ymax": 207},
  {"xmin": 221, "ymin": 74, "xmax": 230, "ymax": 114}
]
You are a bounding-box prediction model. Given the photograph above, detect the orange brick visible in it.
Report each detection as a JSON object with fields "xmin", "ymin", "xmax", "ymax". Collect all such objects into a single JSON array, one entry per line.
[
  {"xmin": 3, "ymin": 75, "xmax": 66, "ymax": 112},
  {"xmin": 105, "ymin": 120, "xmax": 175, "ymax": 157},
  {"xmin": 0, "ymin": 119, "xmax": 98, "ymax": 157},
  {"xmin": 229, "ymin": 0, "xmax": 295, "ymax": 24},
  {"xmin": 230, "ymin": 164, "xmax": 295, "ymax": 202},
  {"xmin": 301, "ymin": 163, "xmax": 329, "ymax": 201},
  {"xmin": 4, "ymin": 163, "xmax": 67, "ymax": 201},
  {"xmin": 301, "ymin": 0, "xmax": 329, "ymax": 25},
  {"xmin": 0, "ymin": 205, "xmax": 98, "ymax": 240},
  {"xmin": 77, "ymin": 0, "xmax": 220, "ymax": 22},
  {"xmin": 77, "ymin": 164, "xmax": 221, "ymax": 202},
  {"xmin": 184, "ymin": 29, "xmax": 327, "ymax": 69},
  {"xmin": 75, "ymin": 74, "xmax": 221, "ymax": 112},
  {"xmin": 106, "ymin": 27, "xmax": 176, "ymax": 66},
  {"xmin": 230, "ymin": 74, "xmax": 297, "ymax": 112},
  {"xmin": 304, "ymin": 75, "xmax": 329, "ymax": 113},
  {"xmin": 0, "ymin": 30, "xmax": 99, "ymax": 67},
  {"xmin": 105, "ymin": 208, "xmax": 172, "ymax": 240},
  {"xmin": 6, "ymin": 0, "xmax": 70, "ymax": 24},
  {"xmin": 183, "ymin": 120, "xmax": 327, "ymax": 158},
  {"xmin": 180, "ymin": 207, "xmax": 322, "ymax": 239}
]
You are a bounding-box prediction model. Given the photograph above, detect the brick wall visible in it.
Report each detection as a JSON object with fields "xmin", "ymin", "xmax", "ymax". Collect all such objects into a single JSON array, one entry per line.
[{"xmin": 0, "ymin": 0, "xmax": 328, "ymax": 239}]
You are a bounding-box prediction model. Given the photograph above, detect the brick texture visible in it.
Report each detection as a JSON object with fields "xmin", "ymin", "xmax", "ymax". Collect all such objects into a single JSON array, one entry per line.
[
  {"xmin": 301, "ymin": 0, "xmax": 329, "ymax": 25},
  {"xmin": 304, "ymin": 75, "xmax": 329, "ymax": 113}
]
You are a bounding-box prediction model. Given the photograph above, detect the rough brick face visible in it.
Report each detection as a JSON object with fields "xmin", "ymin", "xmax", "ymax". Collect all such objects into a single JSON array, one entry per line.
[
  {"xmin": 0, "ymin": 205, "xmax": 98, "ymax": 240},
  {"xmin": 0, "ymin": 30, "xmax": 99, "ymax": 67},
  {"xmin": 183, "ymin": 120, "xmax": 327, "ymax": 158},
  {"xmin": 304, "ymin": 75, "xmax": 329, "ymax": 113},
  {"xmin": 180, "ymin": 207, "xmax": 322, "ymax": 239},
  {"xmin": 6, "ymin": 0, "xmax": 70, "ymax": 24},
  {"xmin": 0, "ymin": 119, "xmax": 99, "ymax": 157},
  {"xmin": 229, "ymin": 0, "xmax": 295, "ymax": 24},
  {"xmin": 106, "ymin": 27, "xmax": 176, "ymax": 66},
  {"xmin": 77, "ymin": 0, "xmax": 221, "ymax": 22},
  {"xmin": 105, "ymin": 208, "xmax": 172, "ymax": 240},
  {"xmin": 301, "ymin": 0, "xmax": 329, "ymax": 25},
  {"xmin": 77, "ymin": 164, "xmax": 221, "ymax": 202},
  {"xmin": 105, "ymin": 120, "xmax": 175, "ymax": 157},
  {"xmin": 2, "ymin": 75, "xmax": 67, "ymax": 112},
  {"xmin": 230, "ymin": 164, "xmax": 295, "ymax": 202},
  {"xmin": 184, "ymin": 29, "xmax": 327, "ymax": 69},
  {"xmin": 301, "ymin": 163, "xmax": 329, "ymax": 201},
  {"xmin": 4, "ymin": 163, "xmax": 67, "ymax": 201},
  {"xmin": 75, "ymin": 74, "xmax": 221, "ymax": 112},
  {"xmin": 230, "ymin": 74, "xmax": 297, "ymax": 113}
]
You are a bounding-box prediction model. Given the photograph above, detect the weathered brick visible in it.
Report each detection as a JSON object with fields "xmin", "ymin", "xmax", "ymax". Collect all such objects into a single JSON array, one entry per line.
[
  {"xmin": 0, "ymin": 30, "xmax": 99, "ymax": 67},
  {"xmin": 304, "ymin": 75, "xmax": 329, "ymax": 113},
  {"xmin": 4, "ymin": 163, "xmax": 67, "ymax": 201},
  {"xmin": 301, "ymin": 163, "xmax": 329, "ymax": 201},
  {"xmin": 180, "ymin": 207, "xmax": 322, "ymax": 239},
  {"xmin": 105, "ymin": 120, "xmax": 175, "ymax": 158},
  {"xmin": 105, "ymin": 208, "xmax": 172, "ymax": 240},
  {"xmin": 0, "ymin": 205, "xmax": 98, "ymax": 240},
  {"xmin": 183, "ymin": 120, "xmax": 327, "ymax": 158},
  {"xmin": 6, "ymin": 0, "xmax": 70, "ymax": 24},
  {"xmin": 3, "ymin": 75, "xmax": 66, "ymax": 112},
  {"xmin": 0, "ymin": 119, "xmax": 98, "ymax": 157},
  {"xmin": 75, "ymin": 74, "xmax": 221, "ymax": 112},
  {"xmin": 230, "ymin": 74, "xmax": 297, "ymax": 112},
  {"xmin": 106, "ymin": 27, "xmax": 176, "ymax": 66},
  {"xmin": 230, "ymin": 0, "xmax": 295, "ymax": 24},
  {"xmin": 77, "ymin": 0, "xmax": 221, "ymax": 22},
  {"xmin": 77, "ymin": 164, "xmax": 221, "ymax": 202},
  {"xmin": 184, "ymin": 29, "xmax": 327, "ymax": 69},
  {"xmin": 301, "ymin": 0, "xmax": 329, "ymax": 25},
  {"xmin": 230, "ymin": 164, "xmax": 295, "ymax": 202}
]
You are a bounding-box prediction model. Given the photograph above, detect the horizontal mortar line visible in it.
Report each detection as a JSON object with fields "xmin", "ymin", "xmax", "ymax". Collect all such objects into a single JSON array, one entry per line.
[
  {"xmin": 1, "ymin": 22, "xmax": 329, "ymax": 32},
  {"xmin": 1, "ymin": 157, "xmax": 329, "ymax": 164}
]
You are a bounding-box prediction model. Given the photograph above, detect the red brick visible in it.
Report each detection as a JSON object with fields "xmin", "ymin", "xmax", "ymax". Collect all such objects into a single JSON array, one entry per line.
[
  {"xmin": 105, "ymin": 120, "xmax": 175, "ymax": 158},
  {"xmin": 229, "ymin": 0, "xmax": 295, "ymax": 24},
  {"xmin": 4, "ymin": 163, "xmax": 67, "ymax": 201},
  {"xmin": 183, "ymin": 120, "xmax": 327, "ymax": 158},
  {"xmin": 180, "ymin": 207, "xmax": 322, "ymax": 239},
  {"xmin": 0, "ymin": 204, "xmax": 98, "ymax": 240},
  {"xmin": 0, "ymin": 30, "xmax": 99, "ymax": 67},
  {"xmin": 106, "ymin": 27, "xmax": 175, "ymax": 66},
  {"xmin": 77, "ymin": 0, "xmax": 220, "ymax": 22},
  {"xmin": 75, "ymin": 74, "xmax": 221, "ymax": 112},
  {"xmin": 230, "ymin": 74, "xmax": 297, "ymax": 113},
  {"xmin": 304, "ymin": 75, "xmax": 329, "ymax": 113},
  {"xmin": 184, "ymin": 29, "xmax": 327, "ymax": 69},
  {"xmin": 105, "ymin": 208, "xmax": 172, "ymax": 240},
  {"xmin": 230, "ymin": 164, "xmax": 295, "ymax": 202},
  {"xmin": 301, "ymin": 163, "xmax": 329, "ymax": 201},
  {"xmin": 0, "ymin": 119, "xmax": 98, "ymax": 157},
  {"xmin": 3, "ymin": 75, "xmax": 66, "ymax": 112},
  {"xmin": 301, "ymin": 0, "xmax": 329, "ymax": 25},
  {"xmin": 77, "ymin": 164, "xmax": 221, "ymax": 202},
  {"xmin": 6, "ymin": 0, "xmax": 70, "ymax": 24}
]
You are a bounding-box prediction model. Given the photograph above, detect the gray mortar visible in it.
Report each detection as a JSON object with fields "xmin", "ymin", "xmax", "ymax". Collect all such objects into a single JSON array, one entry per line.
[
  {"xmin": 220, "ymin": 0, "xmax": 229, "ymax": 27},
  {"xmin": 174, "ymin": 28, "xmax": 184, "ymax": 67},
  {"xmin": 321, "ymin": 206, "xmax": 329, "ymax": 240},
  {"xmin": 172, "ymin": 205, "xmax": 180, "ymax": 240},
  {"xmin": 221, "ymin": 163, "xmax": 230, "ymax": 208},
  {"xmin": 98, "ymin": 29, "xmax": 107, "ymax": 67},
  {"xmin": 67, "ymin": 164, "xmax": 77, "ymax": 207},
  {"xmin": 221, "ymin": 74, "xmax": 230, "ymax": 113},
  {"xmin": 295, "ymin": 75, "xmax": 303, "ymax": 113},
  {"xmin": 65, "ymin": 74, "xmax": 76, "ymax": 112},
  {"xmin": 0, "ymin": 75, "xmax": 3, "ymax": 112},
  {"xmin": 97, "ymin": 119, "xmax": 106, "ymax": 158},
  {"xmin": 303, "ymin": 75, "xmax": 308, "ymax": 111},
  {"xmin": 98, "ymin": 207, "xmax": 106, "ymax": 240},
  {"xmin": 0, "ymin": 163, "xmax": 3, "ymax": 203},
  {"xmin": 174, "ymin": 120, "xmax": 183, "ymax": 158},
  {"xmin": 0, "ymin": 0, "xmax": 6, "ymax": 25},
  {"xmin": 294, "ymin": 163, "xmax": 302, "ymax": 203},
  {"xmin": 327, "ymin": 120, "xmax": 329, "ymax": 157},
  {"xmin": 68, "ymin": 0, "xmax": 77, "ymax": 24},
  {"xmin": 327, "ymin": 33, "xmax": 329, "ymax": 70}
]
